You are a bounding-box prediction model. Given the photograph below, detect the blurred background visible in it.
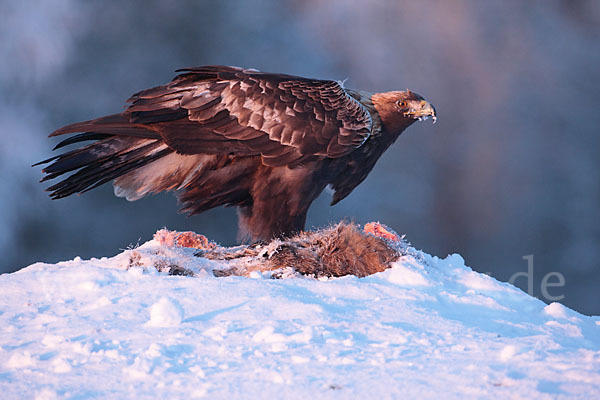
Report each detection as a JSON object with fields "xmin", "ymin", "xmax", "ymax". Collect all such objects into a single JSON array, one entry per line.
[{"xmin": 1, "ymin": 0, "xmax": 598, "ymax": 314}]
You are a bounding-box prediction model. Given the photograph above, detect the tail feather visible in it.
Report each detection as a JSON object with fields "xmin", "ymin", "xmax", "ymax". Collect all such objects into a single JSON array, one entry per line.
[
  {"xmin": 53, "ymin": 132, "xmax": 112, "ymax": 150},
  {"xmin": 72, "ymin": 146, "xmax": 172, "ymax": 197},
  {"xmin": 35, "ymin": 140, "xmax": 111, "ymax": 175},
  {"xmin": 50, "ymin": 114, "xmax": 160, "ymax": 138},
  {"xmin": 44, "ymin": 139, "xmax": 170, "ymax": 199},
  {"xmin": 41, "ymin": 137, "xmax": 154, "ymax": 178}
]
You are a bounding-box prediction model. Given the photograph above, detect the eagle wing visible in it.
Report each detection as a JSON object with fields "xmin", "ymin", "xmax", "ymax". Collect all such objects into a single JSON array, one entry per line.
[{"xmin": 125, "ymin": 66, "xmax": 373, "ymax": 166}]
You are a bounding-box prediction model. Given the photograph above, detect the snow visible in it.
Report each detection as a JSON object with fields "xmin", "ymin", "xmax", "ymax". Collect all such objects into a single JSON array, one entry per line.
[
  {"xmin": 1, "ymin": 236, "xmax": 599, "ymax": 399},
  {"xmin": 147, "ymin": 297, "xmax": 184, "ymax": 327}
]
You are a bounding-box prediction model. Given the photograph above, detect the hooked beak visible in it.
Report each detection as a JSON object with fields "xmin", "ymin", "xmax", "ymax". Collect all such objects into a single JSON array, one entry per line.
[{"xmin": 405, "ymin": 100, "xmax": 437, "ymax": 124}]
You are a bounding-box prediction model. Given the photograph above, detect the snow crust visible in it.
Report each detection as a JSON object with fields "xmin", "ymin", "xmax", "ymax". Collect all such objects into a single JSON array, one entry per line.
[{"xmin": 1, "ymin": 239, "xmax": 599, "ymax": 399}]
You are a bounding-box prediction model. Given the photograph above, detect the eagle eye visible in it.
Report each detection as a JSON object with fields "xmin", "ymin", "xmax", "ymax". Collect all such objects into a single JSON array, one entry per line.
[{"xmin": 396, "ymin": 100, "xmax": 408, "ymax": 108}]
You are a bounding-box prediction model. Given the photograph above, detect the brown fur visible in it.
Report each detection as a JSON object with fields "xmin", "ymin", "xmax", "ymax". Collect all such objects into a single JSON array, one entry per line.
[
  {"xmin": 198, "ymin": 222, "xmax": 400, "ymax": 278},
  {"xmin": 265, "ymin": 223, "xmax": 398, "ymax": 277}
]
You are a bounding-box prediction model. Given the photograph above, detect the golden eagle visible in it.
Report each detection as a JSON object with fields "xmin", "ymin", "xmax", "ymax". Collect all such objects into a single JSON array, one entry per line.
[{"xmin": 36, "ymin": 66, "xmax": 436, "ymax": 241}]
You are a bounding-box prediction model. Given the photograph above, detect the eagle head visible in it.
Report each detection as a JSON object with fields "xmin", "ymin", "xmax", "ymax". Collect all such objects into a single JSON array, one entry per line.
[{"xmin": 371, "ymin": 90, "xmax": 436, "ymax": 134}]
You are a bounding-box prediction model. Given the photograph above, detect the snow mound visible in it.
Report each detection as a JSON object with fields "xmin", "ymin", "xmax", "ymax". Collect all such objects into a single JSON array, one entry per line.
[
  {"xmin": 0, "ymin": 231, "xmax": 599, "ymax": 399},
  {"xmin": 147, "ymin": 297, "xmax": 184, "ymax": 327}
]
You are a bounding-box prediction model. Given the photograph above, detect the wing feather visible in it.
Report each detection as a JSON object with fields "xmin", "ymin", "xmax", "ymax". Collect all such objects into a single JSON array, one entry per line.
[{"xmin": 124, "ymin": 66, "xmax": 373, "ymax": 166}]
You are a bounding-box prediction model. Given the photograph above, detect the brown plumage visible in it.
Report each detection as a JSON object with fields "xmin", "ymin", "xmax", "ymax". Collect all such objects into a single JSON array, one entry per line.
[{"xmin": 35, "ymin": 65, "xmax": 436, "ymax": 241}]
